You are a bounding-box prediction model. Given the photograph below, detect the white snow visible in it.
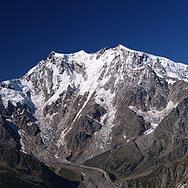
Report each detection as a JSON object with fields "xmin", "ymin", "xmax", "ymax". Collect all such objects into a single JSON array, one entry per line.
[
  {"xmin": 57, "ymin": 127, "xmax": 69, "ymax": 147},
  {"xmin": 18, "ymin": 130, "xmax": 27, "ymax": 154},
  {"xmin": 129, "ymin": 101, "xmax": 178, "ymax": 135},
  {"xmin": 177, "ymin": 184, "xmax": 188, "ymax": 188},
  {"xmin": 166, "ymin": 78, "xmax": 176, "ymax": 85},
  {"xmin": 0, "ymin": 87, "xmax": 25, "ymax": 108},
  {"xmin": 72, "ymin": 93, "xmax": 92, "ymax": 124},
  {"xmin": 152, "ymin": 57, "xmax": 188, "ymax": 81},
  {"xmin": 93, "ymin": 88, "xmax": 116, "ymax": 149},
  {"xmin": 45, "ymin": 71, "xmax": 71, "ymax": 106}
]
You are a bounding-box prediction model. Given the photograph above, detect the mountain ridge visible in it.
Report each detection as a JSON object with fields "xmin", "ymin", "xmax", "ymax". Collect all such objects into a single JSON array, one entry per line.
[
  {"xmin": 1, "ymin": 44, "xmax": 188, "ymax": 187},
  {"xmin": 0, "ymin": 44, "xmax": 187, "ymax": 157}
]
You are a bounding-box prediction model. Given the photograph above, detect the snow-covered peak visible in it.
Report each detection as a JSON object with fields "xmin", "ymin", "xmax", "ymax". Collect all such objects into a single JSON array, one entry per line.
[
  {"xmin": 1, "ymin": 44, "xmax": 188, "ymax": 160},
  {"xmin": 112, "ymin": 44, "xmax": 188, "ymax": 81},
  {"xmin": 114, "ymin": 44, "xmax": 143, "ymax": 54},
  {"xmin": 54, "ymin": 49, "xmax": 88, "ymax": 58},
  {"xmin": 29, "ymin": 44, "xmax": 188, "ymax": 80},
  {"xmin": 1, "ymin": 44, "xmax": 188, "ymax": 110},
  {"xmin": 17, "ymin": 45, "xmax": 188, "ymax": 104}
]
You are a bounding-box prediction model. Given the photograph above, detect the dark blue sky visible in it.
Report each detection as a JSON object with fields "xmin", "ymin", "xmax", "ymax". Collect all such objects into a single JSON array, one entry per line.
[{"xmin": 1, "ymin": 0, "xmax": 188, "ymax": 81}]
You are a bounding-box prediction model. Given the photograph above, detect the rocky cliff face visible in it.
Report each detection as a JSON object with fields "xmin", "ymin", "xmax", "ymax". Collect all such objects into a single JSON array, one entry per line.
[
  {"xmin": 0, "ymin": 111, "xmax": 79, "ymax": 188},
  {"xmin": 1, "ymin": 44, "xmax": 188, "ymax": 187}
]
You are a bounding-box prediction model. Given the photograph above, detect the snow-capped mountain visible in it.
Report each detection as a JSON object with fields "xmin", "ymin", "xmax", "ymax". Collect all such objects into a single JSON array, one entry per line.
[{"xmin": 1, "ymin": 44, "xmax": 188, "ymax": 187}]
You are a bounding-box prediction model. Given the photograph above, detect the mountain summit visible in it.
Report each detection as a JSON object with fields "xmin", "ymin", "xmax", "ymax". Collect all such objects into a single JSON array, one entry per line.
[{"xmin": 1, "ymin": 45, "xmax": 188, "ymax": 187}]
